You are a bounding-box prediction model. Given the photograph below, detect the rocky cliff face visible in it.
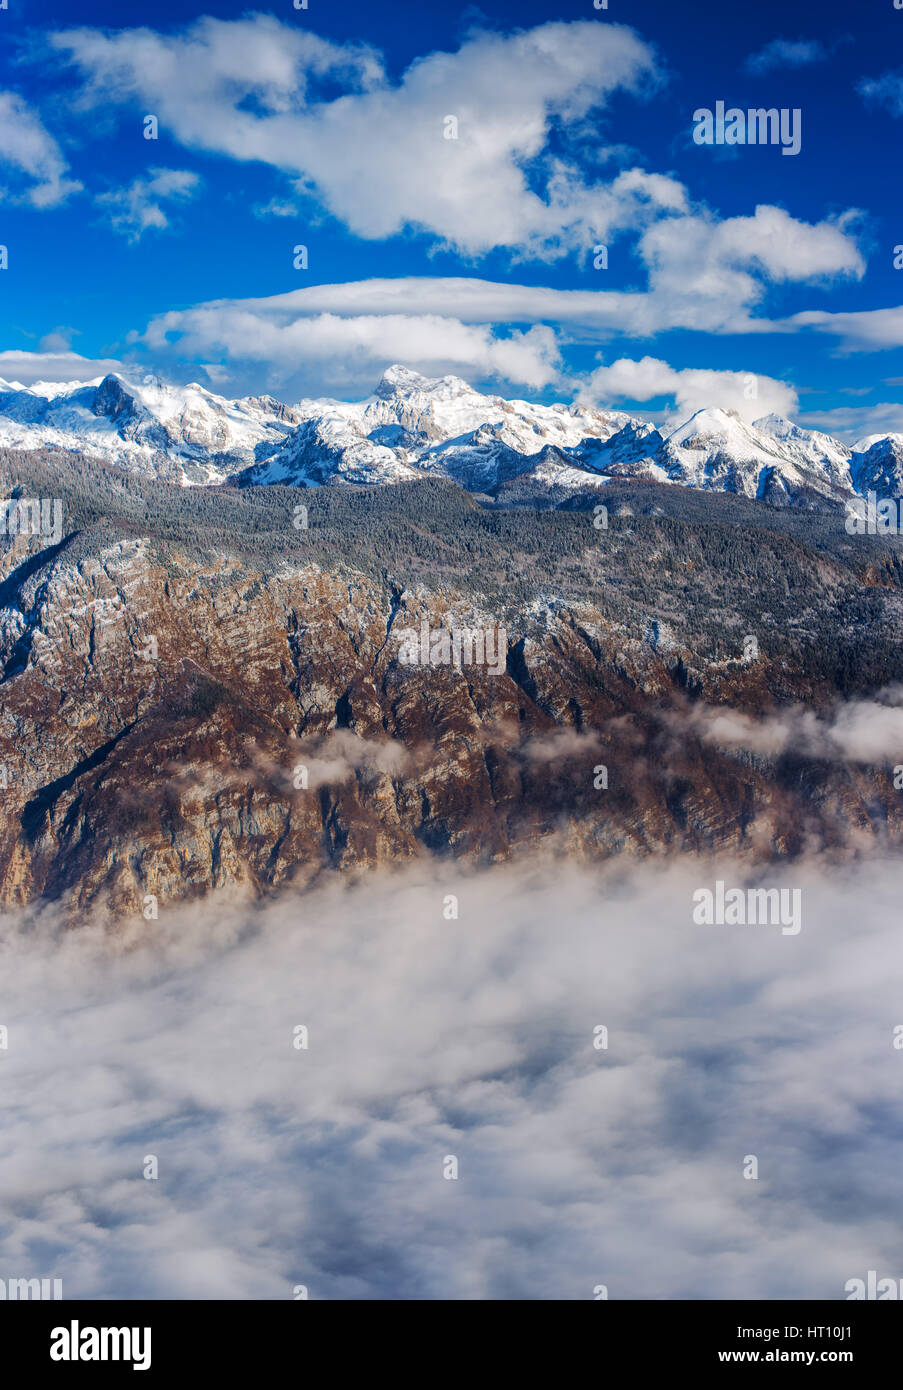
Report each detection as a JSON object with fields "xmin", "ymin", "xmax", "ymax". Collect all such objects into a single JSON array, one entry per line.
[{"xmin": 1, "ymin": 447, "xmax": 902, "ymax": 918}]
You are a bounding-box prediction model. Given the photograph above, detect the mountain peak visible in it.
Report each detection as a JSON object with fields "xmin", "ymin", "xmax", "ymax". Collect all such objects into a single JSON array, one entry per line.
[
  {"xmin": 92, "ymin": 373, "xmax": 141, "ymax": 423},
  {"xmin": 666, "ymin": 406, "xmax": 749, "ymax": 445},
  {"xmin": 852, "ymin": 432, "xmax": 903, "ymax": 454},
  {"xmin": 374, "ymin": 364, "xmax": 433, "ymax": 398},
  {"xmin": 755, "ymin": 413, "xmax": 794, "ymax": 432},
  {"xmin": 374, "ymin": 363, "xmax": 473, "ymax": 401}
]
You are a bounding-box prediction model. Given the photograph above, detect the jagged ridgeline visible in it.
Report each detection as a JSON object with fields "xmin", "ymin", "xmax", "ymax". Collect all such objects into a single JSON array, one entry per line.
[{"xmin": 2, "ymin": 367, "xmax": 901, "ymax": 504}]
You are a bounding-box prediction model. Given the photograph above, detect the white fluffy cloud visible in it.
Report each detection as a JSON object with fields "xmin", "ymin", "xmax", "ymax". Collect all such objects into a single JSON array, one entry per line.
[
  {"xmin": 51, "ymin": 16, "xmax": 665, "ymax": 261},
  {"xmin": 96, "ymin": 167, "xmax": 201, "ymax": 243},
  {"xmin": 0, "ymin": 91, "xmax": 82, "ymax": 208},
  {"xmin": 579, "ymin": 354, "xmax": 798, "ymax": 422},
  {"xmin": 1, "ymin": 858, "xmax": 902, "ymax": 1299},
  {"xmin": 141, "ymin": 301, "xmax": 563, "ymax": 395},
  {"xmin": 636, "ymin": 206, "xmax": 865, "ymax": 334}
]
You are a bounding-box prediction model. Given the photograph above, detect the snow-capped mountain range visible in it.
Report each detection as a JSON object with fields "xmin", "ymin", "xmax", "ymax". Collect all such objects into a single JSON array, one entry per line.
[
  {"xmin": 1, "ymin": 363, "xmax": 902, "ymax": 508},
  {"xmin": 0, "ymin": 372, "xmax": 303, "ymax": 485}
]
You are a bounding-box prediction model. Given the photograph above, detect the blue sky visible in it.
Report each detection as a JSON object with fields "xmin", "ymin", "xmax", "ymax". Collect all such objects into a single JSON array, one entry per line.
[{"xmin": 1, "ymin": 0, "xmax": 903, "ymax": 435}]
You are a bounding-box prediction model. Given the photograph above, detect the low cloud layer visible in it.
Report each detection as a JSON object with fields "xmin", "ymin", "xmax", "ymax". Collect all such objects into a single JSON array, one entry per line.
[
  {"xmin": 0, "ymin": 349, "xmax": 126, "ymax": 388},
  {"xmin": 680, "ymin": 688, "xmax": 903, "ymax": 765},
  {"xmin": 142, "ymin": 301, "xmax": 564, "ymax": 395},
  {"xmin": 1, "ymin": 857, "xmax": 902, "ymax": 1300}
]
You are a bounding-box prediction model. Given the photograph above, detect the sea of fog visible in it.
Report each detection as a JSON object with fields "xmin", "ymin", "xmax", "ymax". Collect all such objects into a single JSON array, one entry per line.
[{"xmin": 1, "ymin": 856, "xmax": 901, "ymax": 1300}]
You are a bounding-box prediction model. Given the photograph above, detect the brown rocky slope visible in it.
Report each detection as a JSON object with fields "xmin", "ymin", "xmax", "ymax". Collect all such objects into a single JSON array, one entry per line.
[{"xmin": 1, "ymin": 445, "xmax": 903, "ymax": 916}]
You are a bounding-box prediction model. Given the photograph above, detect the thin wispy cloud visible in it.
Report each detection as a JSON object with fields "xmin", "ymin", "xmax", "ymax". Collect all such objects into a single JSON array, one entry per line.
[
  {"xmin": 858, "ymin": 69, "xmax": 903, "ymax": 118},
  {"xmin": 744, "ymin": 39, "xmax": 828, "ymax": 76},
  {"xmin": 0, "ymin": 90, "xmax": 82, "ymax": 208},
  {"xmin": 97, "ymin": 168, "xmax": 202, "ymax": 244},
  {"xmin": 252, "ymin": 197, "xmax": 300, "ymax": 220},
  {"xmin": 788, "ymin": 306, "xmax": 903, "ymax": 353},
  {"xmin": 799, "ymin": 402, "xmax": 903, "ymax": 441}
]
